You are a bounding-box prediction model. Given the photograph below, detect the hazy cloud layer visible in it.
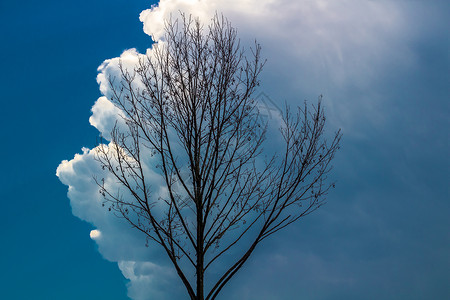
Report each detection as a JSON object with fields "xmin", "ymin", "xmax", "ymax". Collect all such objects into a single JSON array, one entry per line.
[{"xmin": 57, "ymin": 0, "xmax": 449, "ymax": 299}]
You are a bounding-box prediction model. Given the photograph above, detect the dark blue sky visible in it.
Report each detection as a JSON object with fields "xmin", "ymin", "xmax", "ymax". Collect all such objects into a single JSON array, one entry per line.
[
  {"xmin": 0, "ymin": 1, "xmax": 155, "ymax": 299},
  {"xmin": 1, "ymin": 1, "xmax": 449, "ymax": 300}
]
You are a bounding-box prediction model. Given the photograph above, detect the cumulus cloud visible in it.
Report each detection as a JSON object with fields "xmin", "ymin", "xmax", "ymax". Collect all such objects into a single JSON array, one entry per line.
[
  {"xmin": 96, "ymin": 48, "xmax": 145, "ymax": 100},
  {"xmin": 56, "ymin": 0, "xmax": 437, "ymax": 299},
  {"xmin": 57, "ymin": 145, "xmax": 148, "ymax": 260},
  {"xmin": 119, "ymin": 261, "xmax": 184, "ymax": 300},
  {"xmin": 140, "ymin": 1, "xmax": 409, "ymax": 85},
  {"xmin": 89, "ymin": 96, "xmax": 123, "ymax": 141},
  {"xmin": 138, "ymin": 0, "xmax": 416, "ymax": 136},
  {"xmin": 57, "ymin": 144, "xmax": 183, "ymax": 299}
]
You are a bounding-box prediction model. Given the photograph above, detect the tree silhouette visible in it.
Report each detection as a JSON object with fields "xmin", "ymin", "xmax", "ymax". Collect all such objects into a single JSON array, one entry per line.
[{"xmin": 94, "ymin": 14, "xmax": 341, "ymax": 300}]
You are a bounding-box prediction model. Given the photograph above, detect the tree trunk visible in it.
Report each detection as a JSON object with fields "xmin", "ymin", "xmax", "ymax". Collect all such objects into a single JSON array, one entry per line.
[{"xmin": 196, "ymin": 195, "xmax": 204, "ymax": 300}]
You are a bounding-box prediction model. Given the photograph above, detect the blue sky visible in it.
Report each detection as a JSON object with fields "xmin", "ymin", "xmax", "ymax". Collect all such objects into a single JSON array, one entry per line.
[{"xmin": 1, "ymin": 1, "xmax": 449, "ymax": 300}]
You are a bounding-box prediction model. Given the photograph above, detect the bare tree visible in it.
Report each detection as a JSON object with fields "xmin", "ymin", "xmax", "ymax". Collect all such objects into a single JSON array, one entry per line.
[{"xmin": 95, "ymin": 14, "xmax": 341, "ymax": 300}]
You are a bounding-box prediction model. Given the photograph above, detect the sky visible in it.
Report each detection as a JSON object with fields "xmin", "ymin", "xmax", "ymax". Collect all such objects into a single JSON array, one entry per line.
[{"xmin": 1, "ymin": 1, "xmax": 449, "ymax": 300}]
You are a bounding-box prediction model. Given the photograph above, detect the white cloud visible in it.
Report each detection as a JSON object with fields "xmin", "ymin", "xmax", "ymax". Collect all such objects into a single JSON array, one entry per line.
[
  {"xmin": 89, "ymin": 96, "xmax": 124, "ymax": 141},
  {"xmin": 118, "ymin": 261, "xmax": 184, "ymax": 300},
  {"xmin": 57, "ymin": 145, "xmax": 182, "ymax": 299},
  {"xmin": 57, "ymin": 0, "xmax": 424, "ymax": 299},
  {"xmin": 96, "ymin": 48, "xmax": 145, "ymax": 99},
  {"xmin": 90, "ymin": 229, "xmax": 102, "ymax": 240},
  {"xmin": 138, "ymin": 0, "xmax": 416, "ymax": 137}
]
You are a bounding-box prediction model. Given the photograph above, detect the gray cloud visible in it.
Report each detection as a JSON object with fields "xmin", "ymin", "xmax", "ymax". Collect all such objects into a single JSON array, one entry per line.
[{"xmin": 57, "ymin": 1, "xmax": 449, "ymax": 299}]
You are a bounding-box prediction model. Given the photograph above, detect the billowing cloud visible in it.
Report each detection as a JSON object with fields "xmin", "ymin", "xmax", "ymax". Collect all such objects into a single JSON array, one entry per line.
[
  {"xmin": 57, "ymin": 0, "xmax": 449, "ymax": 299},
  {"xmin": 119, "ymin": 261, "xmax": 184, "ymax": 300},
  {"xmin": 57, "ymin": 144, "xmax": 184, "ymax": 299},
  {"xmin": 138, "ymin": 0, "xmax": 417, "ymax": 136}
]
